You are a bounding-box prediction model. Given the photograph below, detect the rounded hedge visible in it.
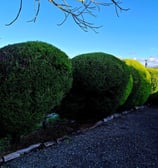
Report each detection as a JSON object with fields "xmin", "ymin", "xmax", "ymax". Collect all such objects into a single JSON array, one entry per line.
[
  {"xmin": 122, "ymin": 59, "xmax": 151, "ymax": 109},
  {"xmin": 147, "ymin": 68, "xmax": 158, "ymax": 105},
  {"xmin": 147, "ymin": 68, "xmax": 158, "ymax": 94},
  {"xmin": 0, "ymin": 41, "xmax": 72, "ymax": 141},
  {"xmin": 57, "ymin": 52, "xmax": 132, "ymax": 121}
]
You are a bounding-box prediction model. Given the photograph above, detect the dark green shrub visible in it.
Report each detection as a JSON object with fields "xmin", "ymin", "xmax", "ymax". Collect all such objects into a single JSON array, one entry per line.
[
  {"xmin": 149, "ymin": 92, "xmax": 158, "ymax": 105},
  {"xmin": 0, "ymin": 41, "xmax": 72, "ymax": 142},
  {"xmin": 121, "ymin": 59, "xmax": 151, "ymax": 109},
  {"xmin": 56, "ymin": 52, "xmax": 132, "ymax": 121},
  {"xmin": 147, "ymin": 68, "xmax": 158, "ymax": 105}
]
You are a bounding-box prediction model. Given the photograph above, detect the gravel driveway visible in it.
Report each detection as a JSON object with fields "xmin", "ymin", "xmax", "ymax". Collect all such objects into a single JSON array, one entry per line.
[{"xmin": 3, "ymin": 106, "xmax": 158, "ymax": 168}]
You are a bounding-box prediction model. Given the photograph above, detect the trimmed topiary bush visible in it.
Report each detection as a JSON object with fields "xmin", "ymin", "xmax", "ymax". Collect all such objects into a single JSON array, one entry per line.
[
  {"xmin": 56, "ymin": 52, "xmax": 133, "ymax": 121},
  {"xmin": 147, "ymin": 68, "xmax": 158, "ymax": 105},
  {"xmin": 147, "ymin": 68, "xmax": 158, "ymax": 94},
  {"xmin": 121, "ymin": 59, "xmax": 151, "ymax": 109},
  {"xmin": 0, "ymin": 41, "xmax": 72, "ymax": 142}
]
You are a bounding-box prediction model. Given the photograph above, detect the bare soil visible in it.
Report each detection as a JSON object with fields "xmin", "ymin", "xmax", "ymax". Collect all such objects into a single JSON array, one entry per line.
[{"xmin": 0, "ymin": 120, "xmax": 95, "ymax": 157}]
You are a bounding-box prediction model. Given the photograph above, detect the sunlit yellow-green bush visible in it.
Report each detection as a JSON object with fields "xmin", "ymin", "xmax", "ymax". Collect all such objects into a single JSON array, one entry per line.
[
  {"xmin": 147, "ymin": 68, "xmax": 158, "ymax": 105},
  {"xmin": 121, "ymin": 59, "xmax": 151, "ymax": 109}
]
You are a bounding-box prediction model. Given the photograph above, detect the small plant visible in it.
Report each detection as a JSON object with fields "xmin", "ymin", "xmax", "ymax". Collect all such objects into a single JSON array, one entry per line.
[
  {"xmin": 46, "ymin": 113, "xmax": 60, "ymax": 125},
  {"xmin": 41, "ymin": 113, "xmax": 60, "ymax": 129}
]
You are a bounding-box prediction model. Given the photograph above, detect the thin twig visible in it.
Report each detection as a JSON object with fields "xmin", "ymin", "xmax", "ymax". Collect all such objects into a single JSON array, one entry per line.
[
  {"xmin": 27, "ymin": 0, "xmax": 40, "ymax": 22},
  {"xmin": 5, "ymin": 0, "xmax": 23, "ymax": 26},
  {"xmin": 111, "ymin": 0, "xmax": 129, "ymax": 12}
]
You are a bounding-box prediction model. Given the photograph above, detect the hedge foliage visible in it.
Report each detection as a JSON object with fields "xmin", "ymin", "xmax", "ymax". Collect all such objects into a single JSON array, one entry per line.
[
  {"xmin": 149, "ymin": 92, "xmax": 158, "ymax": 105},
  {"xmin": 57, "ymin": 52, "xmax": 133, "ymax": 121},
  {"xmin": 147, "ymin": 68, "xmax": 158, "ymax": 94},
  {"xmin": 0, "ymin": 41, "xmax": 72, "ymax": 141},
  {"xmin": 147, "ymin": 68, "xmax": 158, "ymax": 105},
  {"xmin": 0, "ymin": 40, "xmax": 156, "ymax": 142},
  {"xmin": 121, "ymin": 59, "xmax": 151, "ymax": 109}
]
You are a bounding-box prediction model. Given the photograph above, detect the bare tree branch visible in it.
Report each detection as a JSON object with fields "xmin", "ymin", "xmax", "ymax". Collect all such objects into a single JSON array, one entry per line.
[
  {"xmin": 111, "ymin": 0, "xmax": 129, "ymax": 17},
  {"xmin": 5, "ymin": 0, "xmax": 23, "ymax": 26},
  {"xmin": 27, "ymin": 0, "xmax": 41, "ymax": 23},
  {"xmin": 5, "ymin": 0, "xmax": 129, "ymax": 31}
]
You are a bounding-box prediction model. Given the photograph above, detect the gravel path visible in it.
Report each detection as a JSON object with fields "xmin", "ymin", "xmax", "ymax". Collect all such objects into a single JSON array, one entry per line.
[{"xmin": 3, "ymin": 106, "xmax": 158, "ymax": 168}]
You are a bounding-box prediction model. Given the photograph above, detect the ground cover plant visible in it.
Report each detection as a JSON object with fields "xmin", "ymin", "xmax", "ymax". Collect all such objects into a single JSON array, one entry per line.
[
  {"xmin": 0, "ymin": 41, "xmax": 72, "ymax": 143},
  {"xmin": 121, "ymin": 59, "xmax": 151, "ymax": 110},
  {"xmin": 56, "ymin": 52, "xmax": 133, "ymax": 121}
]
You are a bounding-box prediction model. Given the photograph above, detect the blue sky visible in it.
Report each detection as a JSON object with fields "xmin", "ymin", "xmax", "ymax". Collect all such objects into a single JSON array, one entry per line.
[{"xmin": 0, "ymin": 0, "xmax": 158, "ymax": 67}]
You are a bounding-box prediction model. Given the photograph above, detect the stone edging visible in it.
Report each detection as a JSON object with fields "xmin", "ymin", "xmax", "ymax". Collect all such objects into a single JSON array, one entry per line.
[{"xmin": 0, "ymin": 106, "xmax": 145, "ymax": 166}]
